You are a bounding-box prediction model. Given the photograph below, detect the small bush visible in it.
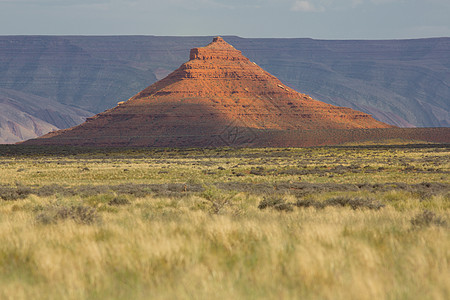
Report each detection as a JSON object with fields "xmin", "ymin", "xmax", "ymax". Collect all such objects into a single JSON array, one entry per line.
[
  {"xmin": 35, "ymin": 184, "xmax": 71, "ymax": 197},
  {"xmin": 258, "ymin": 195, "xmax": 293, "ymax": 212},
  {"xmin": 295, "ymin": 198, "xmax": 325, "ymax": 209},
  {"xmin": 250, "ymin": 167, "xmax": 267, "ymax": 176},
  {"xmin": 294, "ymin": 197, "xmax": 384, "ymax": 210},
  {"xmin": 0, "ymin": 186, "xmax": 21, "ymax": 201},
  {"xmin": 324, "ymin": 197, "xmax": 385, "ymax": 210},
  {"xmin": 278, "ymin": 168, "xmax": 307, "ymax": 175},
  {"xmin": 0, "ymin": 184, "xmax": 32, "ymax": 201},
  {"xmin": 35, "ymin": 203, "xmax": 101, "ymax": 225},
  {"xmin": 108, "ymin": 196, "xmax": 131, "ymax": 206},
  {"xmin": 201, "ymin": 187, "xmax": 234, "ymax": 214},
  {"xmin": 411, "ymin": 210, "xmax": 447, "ymax": 228},
  {"xmin": 273, "ymin": 202, "xmax": 294, "ymax": 212}
]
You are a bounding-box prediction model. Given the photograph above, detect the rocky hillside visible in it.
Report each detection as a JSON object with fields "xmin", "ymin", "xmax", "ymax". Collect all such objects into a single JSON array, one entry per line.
[
  {"xmin": 1, "ymin": 36, "xmax": 449, "ymax": 143},
  {"xmin": 24, "ymin": 37, "xmax": 393, "ymax": 148},
  {"xmin": 0, "ymin": 88, "xmax": 92, "ymax": 144}
]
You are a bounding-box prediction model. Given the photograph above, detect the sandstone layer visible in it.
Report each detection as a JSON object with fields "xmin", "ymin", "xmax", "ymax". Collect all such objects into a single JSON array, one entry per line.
[
  {"xmin": 2, "ymin": 35, "xmax": 449, "ymax": 137},
  {"xmin": 24, "ymin": 37, "xmax": 401, "ymax": 147}
]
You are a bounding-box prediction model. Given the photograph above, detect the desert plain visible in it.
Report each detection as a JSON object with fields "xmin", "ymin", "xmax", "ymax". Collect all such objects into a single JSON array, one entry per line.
[{"xmin": 0, "ymin": 144, "xmax": 448, "ymax": 299}]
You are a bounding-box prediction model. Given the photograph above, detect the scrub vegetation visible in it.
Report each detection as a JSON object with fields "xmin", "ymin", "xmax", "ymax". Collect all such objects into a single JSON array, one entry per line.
[{"xmin": 0, "ymin": 144, "xmax": 449, "ymax": 299}]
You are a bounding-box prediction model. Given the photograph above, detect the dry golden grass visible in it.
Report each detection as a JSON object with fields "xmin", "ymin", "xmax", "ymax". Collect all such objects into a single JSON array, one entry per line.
[
  {"xmin": 1, "ymin": 195, "xmax": 449, "ymax": 300},
  {"xmin": 0, "ymin": 145, "xmax": 449, "ymax": 299}
]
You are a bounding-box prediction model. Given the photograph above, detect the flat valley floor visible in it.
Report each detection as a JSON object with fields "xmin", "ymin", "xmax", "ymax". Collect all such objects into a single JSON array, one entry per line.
[{"xmin": 0, "ymin": 145, "xmax": 449, "ymax": 299}]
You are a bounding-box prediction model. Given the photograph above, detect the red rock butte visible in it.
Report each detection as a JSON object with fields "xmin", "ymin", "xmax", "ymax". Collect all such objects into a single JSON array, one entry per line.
[{"xmin": 25, "ymin": 36, "xmax": 448, "ymax": 147}]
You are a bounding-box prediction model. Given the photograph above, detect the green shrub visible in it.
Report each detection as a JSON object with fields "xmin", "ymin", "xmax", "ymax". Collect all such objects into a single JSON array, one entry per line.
[{"xmin": 201, "ymin": 187, "xmax": 235, "ymax": 214}]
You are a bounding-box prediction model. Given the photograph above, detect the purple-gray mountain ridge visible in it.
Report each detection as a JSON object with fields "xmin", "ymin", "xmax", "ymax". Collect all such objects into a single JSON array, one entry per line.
[{"xmin": 0, "ymin": 36, "xmax": 448, "ymax": 143}]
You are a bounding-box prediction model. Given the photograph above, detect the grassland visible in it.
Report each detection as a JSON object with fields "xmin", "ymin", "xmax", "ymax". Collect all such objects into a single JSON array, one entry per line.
[{"xmin": 0, "ymin": 145, "xmax": 449, "ymax": 300}]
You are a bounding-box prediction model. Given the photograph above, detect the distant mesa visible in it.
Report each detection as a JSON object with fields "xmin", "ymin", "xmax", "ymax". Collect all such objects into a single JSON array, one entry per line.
[{"xmin": 22, "ymin": 37, "xmax": 449, "ymax": 147}]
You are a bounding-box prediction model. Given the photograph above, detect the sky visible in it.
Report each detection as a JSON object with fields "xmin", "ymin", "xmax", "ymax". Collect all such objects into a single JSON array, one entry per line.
[{"xmin": 1, "ymin": 0, "xmax": 449, "ymax": 39}]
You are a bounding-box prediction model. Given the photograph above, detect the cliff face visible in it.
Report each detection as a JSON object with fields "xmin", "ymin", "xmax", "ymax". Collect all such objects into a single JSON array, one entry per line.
[
  {"xmin": 127, "ymin": 37, "xmax": 389, "ymax": 131},
  {"xmin": 1, "ymin": 36, "xmax": 449, "ymax": 143},
  {"xmin": 23, "ymin": 37, "xmax": 394, "ymax": 147}
]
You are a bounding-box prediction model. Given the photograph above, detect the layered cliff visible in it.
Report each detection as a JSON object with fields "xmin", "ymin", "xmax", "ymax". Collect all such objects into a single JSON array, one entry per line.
[
  {"xmin": 23, "ymin": 37, "xmax": 394, "ymax": 147},
  {"xmin": 1, "ymin": 36, "xmax": 449, "ymax": 144}
]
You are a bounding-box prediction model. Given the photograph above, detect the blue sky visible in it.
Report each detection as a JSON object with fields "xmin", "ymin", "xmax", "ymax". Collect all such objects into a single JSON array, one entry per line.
[{"xmin": 1, "ymin": 0, "xmax": 449, "ymax": 39}]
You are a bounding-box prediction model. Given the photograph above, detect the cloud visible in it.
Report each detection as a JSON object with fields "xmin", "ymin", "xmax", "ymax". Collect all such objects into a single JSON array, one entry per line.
[{"xmin": 291, "ymin": 1, "xmax": 324, "ymax": 12}]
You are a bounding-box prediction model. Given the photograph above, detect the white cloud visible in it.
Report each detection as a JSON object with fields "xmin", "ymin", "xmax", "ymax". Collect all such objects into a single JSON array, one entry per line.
[{"xmin": 291, "ymin": 0, "xmax": 324, "ymax": 12}]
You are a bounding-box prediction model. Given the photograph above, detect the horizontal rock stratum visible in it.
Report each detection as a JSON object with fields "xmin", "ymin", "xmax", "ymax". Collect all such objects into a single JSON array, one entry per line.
[{"xmin": 23, "ymin": 37, "xmax": 449, "ymax": 147}]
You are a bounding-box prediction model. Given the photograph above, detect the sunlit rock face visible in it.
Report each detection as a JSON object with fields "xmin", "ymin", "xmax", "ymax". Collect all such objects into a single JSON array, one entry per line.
[{"xmin": 23, "ymin": 37, "xmax": 395, "ymax": 147}]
